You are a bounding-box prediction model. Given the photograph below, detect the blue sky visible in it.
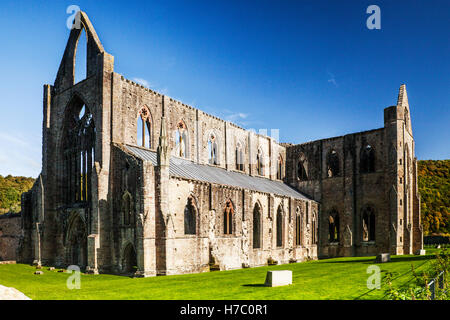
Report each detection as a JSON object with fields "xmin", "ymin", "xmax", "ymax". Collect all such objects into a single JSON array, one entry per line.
[{"xmin": 0, "ymin": 0, "xmax": 448, "ymax": 178}]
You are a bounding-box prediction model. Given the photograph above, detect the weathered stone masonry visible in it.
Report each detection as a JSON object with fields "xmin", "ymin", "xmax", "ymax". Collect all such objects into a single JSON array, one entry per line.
[{"xmin": 17, "ymin": 12, "xmax": 422, "ymax": 276}]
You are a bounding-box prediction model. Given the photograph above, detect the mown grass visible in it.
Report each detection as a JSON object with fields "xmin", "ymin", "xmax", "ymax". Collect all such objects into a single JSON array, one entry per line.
[{"xmin": 0, "ymin": 252, "xmax": 437, "ymax": 300}]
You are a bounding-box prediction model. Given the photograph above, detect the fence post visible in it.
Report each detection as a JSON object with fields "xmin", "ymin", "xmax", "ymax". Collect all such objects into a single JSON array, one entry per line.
[
  {"xmin": 438, "ymin": 272, "xmax": 444, "ymax": 290},
  {"xmin": 430, "ymin": 280, "xmax": 435, "ymax": 300}
]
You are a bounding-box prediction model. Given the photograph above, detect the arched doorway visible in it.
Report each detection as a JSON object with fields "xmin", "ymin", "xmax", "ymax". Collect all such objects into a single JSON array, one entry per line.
[
  {"xmin": 66, "ymin": 213, "xmax": 87, "ymax": 268},
  {"xmin": 122, "ymin": 243, "xmax": 137, "ymax": 274}
]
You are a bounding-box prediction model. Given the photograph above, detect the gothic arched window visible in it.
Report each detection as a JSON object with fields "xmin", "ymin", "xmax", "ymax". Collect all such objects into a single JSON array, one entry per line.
[
  {"xmin": 175, "ymin": 120, "xmax": 188, "ymax": 158},
  {"xmin": 328, "ymin": 210, "xmax": 340, "ymax": 243},
  {"xmin": 184, "ymin": 196, "xmax": 197, "ymax": 235},
  {"xmin": 63, "ymin": 98, "xmax": 96, "ymax": 205},
  {"xmin": 235, "ymin": 142, "xmax": 244, "ymax": 171},
  {"xmin": 137, "ymin": 106, "xmax": 152, "ymax": 149},
  {"xmin": 276, "ymin": 205, "xmax": 284, "ymax": 247},
  {"xmin": 224, "ymin": 199, "xmax": 234, "ymax": 235},
  {"xmin": 360, "ymin": 145, "xmax": 375, "ymax": 173},
  {"xmin": 208, "ymin": 134, "xmax": 218, "ymax": 165},
  {"xmin": 277, "ymin": 155, "xmax": 283, "ymax": 180},
  {"xmin": 362, "ymin": 206, "xmax": 375, "ymax": 242},
  {"xmin": 327, "ymin": 150, "xmax": 340, "ymax": 177},
  {"xmin": 295, "ymin": 207, "xmax": 302, "ymax": 246},
  {"xmin": 253, "ymin": 202, "xmax": 262, "ymax": 248},
  {"xmin": 297, "ymin": 154, "xmax": 308, "ymax": 181},
  {"xmin": 257, "ymin": 149, "xmax": 264, "ymax": 176},
  {"xmin": 122, "ymin": 191, "xmax": 133, "ymax": 226}
]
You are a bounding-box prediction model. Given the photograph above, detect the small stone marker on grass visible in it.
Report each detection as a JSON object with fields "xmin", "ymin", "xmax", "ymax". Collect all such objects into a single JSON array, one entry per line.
[
  {"xmin": 418, "ymin": 249, "xmax": 426, "ymax": 255},
  {"xmin": 376, "ymin": 253, "xmax": 390, "ymax": 263},
  {"xmin": 34, "ymin": 271, "xmax": 44, "ymax": 275},
  {"xmin": 264, "ymin": 270, "xmax": 292, "ymax": 287}
]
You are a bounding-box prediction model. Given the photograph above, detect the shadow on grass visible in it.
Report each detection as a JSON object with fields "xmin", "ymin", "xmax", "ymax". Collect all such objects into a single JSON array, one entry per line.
[
  {"xmin": 242, "ymin": 284, "xmax": 266, "ymax": 287},
  {"xmin": 320, "ymin": 258, "xmax": 374, "ymax": 264},
  {"xmin": 321, "ymin": 255, "xmax": 434, "ymax": 264}
]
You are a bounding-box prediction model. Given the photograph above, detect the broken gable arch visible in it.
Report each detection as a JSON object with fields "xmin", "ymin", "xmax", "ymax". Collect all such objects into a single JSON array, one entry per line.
[{"xmin": 54, "ymin": 11, "xmax": 106, "ymax": 92}]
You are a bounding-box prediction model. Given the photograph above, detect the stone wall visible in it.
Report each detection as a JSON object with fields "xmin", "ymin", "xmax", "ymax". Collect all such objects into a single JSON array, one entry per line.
[{"xmin": 0, "ymin": 214, "xmax": 21, "ymax": 261}]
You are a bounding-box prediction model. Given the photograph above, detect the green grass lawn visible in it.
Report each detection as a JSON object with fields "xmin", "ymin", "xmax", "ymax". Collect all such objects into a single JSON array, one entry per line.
[{"xmin": 0, "ymin": 252, "xmax": 438, "ymax": 300}]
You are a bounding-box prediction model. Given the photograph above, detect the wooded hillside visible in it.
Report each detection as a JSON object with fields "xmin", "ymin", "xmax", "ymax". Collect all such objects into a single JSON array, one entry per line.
[
  {"xmin": 0, "ymin": 175, "xmax": 35, "ymax": 214},
  {"xmin": 418, "ymin": 160, "xmax": 450, "ymax": 235}
]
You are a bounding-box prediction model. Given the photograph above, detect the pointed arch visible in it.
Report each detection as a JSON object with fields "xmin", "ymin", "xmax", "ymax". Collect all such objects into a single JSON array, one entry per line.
[
  {"xmin": 256, "ymin": 148, "xmax": 264, "ymax": 176},
  {"xmin": 277, "ymin": 154, "xmax": 284, "ymax": 180},
  {"xmin": 122, "ymin": 191, "xmax": 134, "ymax": 226},
  {"xmin": 137, "ymin": 106, "xmax": 153, "ymax": 149},
  {"xmin": 328, "ymin": 209, "xmax": 340, "ymax": 243},
  {"xmin": 297, "ymin": 153, "xmax": 308, "ymax": 181},
  {"xmin": 207, "ymin": 131, "xmax": 219, "ymax": 165},
  {"xmin": 65, "ymin": 212, "xmax": 87, "ymax": 267},
  {"xmin": 224, "ymin": 199, "xmax": 234, "ymax": 235},
  {"xmin": 175, "ymin": 120, "xmax": 188, "ymax": 158},
  {"xmin": 295, "ymin": 207, "xmax": 302, "ymax": 246},
  {"xmin": 62, "ymin": 94, "xmax": 96, "ymax": 205},
  {"xmin": 74, "ymin": 27, "xmax": 87, "ymax": 83},
  {"xmin": 55, "ymin": 11, "xmax": 105, "ymax": 91},
  {"xmin": 276, "ymin": 204, "xmax": 284, "ymax": 247},
  {"xmin": 362, "ymin": 205, "xmax": 376, "ymax": 242},
  {"xmin": 360, "ymin": 144, "xmax": 375, "ymax": 173},
  {"xmin": 326, "ymin": 149, "xmax": 340, "ymax": 177},
  {"xmin": 122, "ymin": 242, "xmax": 137, "ymax": 274},
  {"xmin": 235, "ymin": 141, "xmax": 245, "ymax": 171},
  {"xmin": 184, "ymin": 196, "xmax": 197, "ymax": 235},
  {"xmin": 252, "ymin": 201, "xmax": 262, "ymax": 248}
]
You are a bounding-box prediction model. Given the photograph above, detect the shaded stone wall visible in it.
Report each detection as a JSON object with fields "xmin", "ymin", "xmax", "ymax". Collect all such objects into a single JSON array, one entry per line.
[
  {"xmin": 0, "ymin": 214, "xmax": 21, "ymax": 261},
  {"xmin": 285, "ymin": 85, "xmax": 422, "ymax": 257}
]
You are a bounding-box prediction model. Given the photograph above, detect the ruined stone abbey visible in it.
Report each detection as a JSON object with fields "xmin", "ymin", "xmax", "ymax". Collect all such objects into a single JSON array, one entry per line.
[{"xmin": 18, "ymin": 12, "xmax": 423, "ymax": 276}]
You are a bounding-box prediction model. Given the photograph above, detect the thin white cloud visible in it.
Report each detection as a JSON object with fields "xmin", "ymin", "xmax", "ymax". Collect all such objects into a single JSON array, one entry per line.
[
  {"xmin": 132, "ymin": 77, "xmax": 152, "ymax": 88},
  {"xmin": 327, "ymin": 72, "xmax": 338, "ymax": 87},
  {"xmin": 225, "ymin": 112, "xmax": 249, "ymax": 122}
]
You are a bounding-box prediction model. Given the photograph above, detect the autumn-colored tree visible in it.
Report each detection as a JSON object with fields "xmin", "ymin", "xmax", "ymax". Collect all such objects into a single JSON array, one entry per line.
[
  {"xmin": 418, "ymin": 160, "xmax": 450, "ymax": 235},
  {"xmin": 0, "ymin": 175, "xmax": 35, "ymax": 214}
]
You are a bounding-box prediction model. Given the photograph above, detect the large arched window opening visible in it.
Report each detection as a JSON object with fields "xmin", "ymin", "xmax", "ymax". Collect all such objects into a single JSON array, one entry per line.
[
  {"xmin": 224, "ymin": 199, "xmax": 234, "ymax": 235},
  {"xmin": 328, "ymin": 210, "xmax": 340, "ymax": 243},
  {"xmin": 276, "ymin": 205, "xmax": 284, "ymax": 247},
  {"xmin": 297, "ymin": 153, "xmax": 308, "ymax": 181},
  {"xmin": 74, "ymin": 27, "xmax": 87, "ymax": 84},
  {"xmin": 295, "ymin": 207, "xmax": 302, "ymax": 246},
  {"xmin": 277, "ymin": 155, "xmax": 283, "ymax": 180},
  {"xmin": 235, "ymin": 142, "xmax": 244, "ymax": 171},
  {"xmin": 362, "ymin": 206, "xmax": 375, "ymax": 242},
  {"xmin": 184, "ymin": 196, "xmax": 197, "ymax": 235},
  {"xmin": 207, "ymin": 133, "xmax": 219, "ymax": 165},
  {"xmin": 62, "ymin": 98, "xmax": 96, "ymax": 205},
  {"xmin": 252, "ymin": 202, "xmax": 262, "ymax": 248},
  {"xmin": 137, "ymin": 106, "xmax": 152, "ymax": 149},
  {"xmin": 257, "ymin": 148, "xmax": 264, "ymax": 176},
  {"xmin": 360, "ymin": 145, "xmax": 375, "ymax": 173},
  {"xmin": 175, "ymin": 120, "xmax": 188, "ymax": 158},
  {"xmin": 327, "ymin": 150, "xmax": 340, "ymax": 177}
]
